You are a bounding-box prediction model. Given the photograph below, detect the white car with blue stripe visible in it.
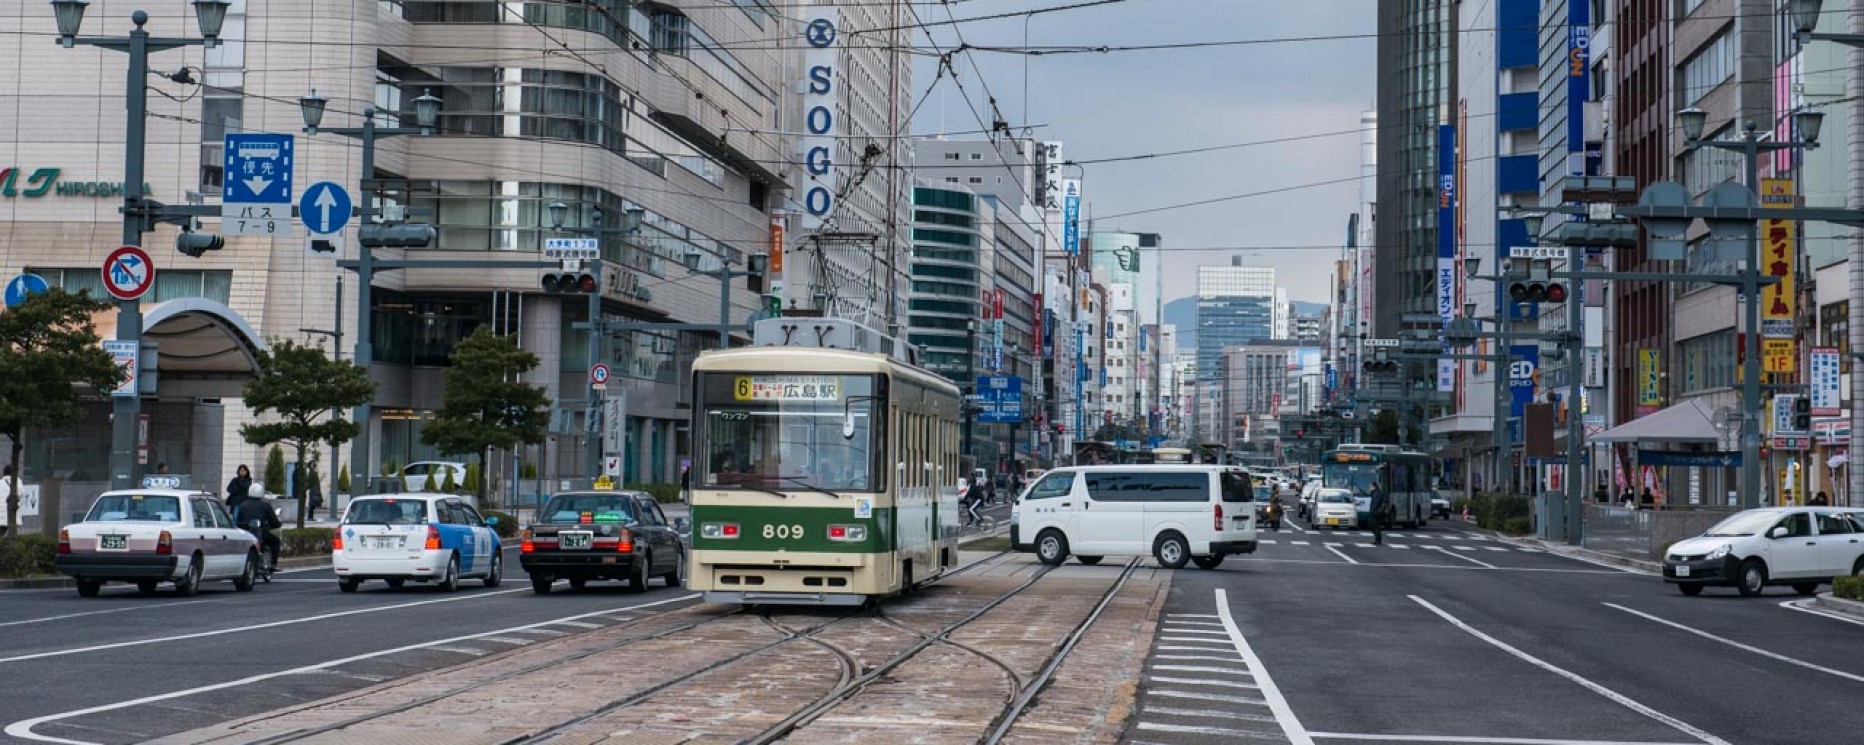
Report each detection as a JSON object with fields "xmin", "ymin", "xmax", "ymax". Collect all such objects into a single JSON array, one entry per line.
[{"xmin": 332, "ymin": 493, "xmax": 503, "ymax": 592}]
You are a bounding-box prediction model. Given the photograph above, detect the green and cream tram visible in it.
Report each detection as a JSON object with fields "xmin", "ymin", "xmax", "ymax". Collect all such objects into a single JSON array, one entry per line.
[{"xmin": 687, "ymin": 319, "xmax": 963, "ymax": 605}]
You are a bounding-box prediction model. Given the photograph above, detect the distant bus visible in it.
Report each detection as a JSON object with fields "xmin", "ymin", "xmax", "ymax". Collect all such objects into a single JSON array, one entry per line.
[{"xmin": 1319, "ymin": 444, "xmax": 1435, "ymax": 528}]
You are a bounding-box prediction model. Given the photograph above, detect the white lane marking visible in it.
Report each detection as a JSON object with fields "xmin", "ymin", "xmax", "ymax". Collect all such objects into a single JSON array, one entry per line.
[
  {"xmin": 0, "ymin": 587, "xmax": 537, "ymax": 665},
  {"xmin": 1285, "ymin": 522, "xmax": 1307, "ymax": 534},
  {"xmin": 1157, "ymin": 655, "xmax": 1248, "ymax": 663},
  {"xmin": 0, "ymin": 601, "xmax": 197, "ymax": 629},
  {"xmin": 1159, "ymin": 628, "xmax": 1229, "ymax": 636},
  {"xmin": 1408, "ymin": 595, "xmax": 1730, "ymax": 745},
  {"xmin": 1389, "ymin": 544, "xmax": 1410, "ymax": 550},
  {"xmin": 1153, "ymin": 664, "xmax": 1254, "ymax": 675},
  {"xmin": 1162, "ymin": 620, "xmax": 1226, "ymax": 628},
  {"xmin": 1148, "ymin": 675, "xmax": 1259, "ymax": 690},
  {"xmin": 1491, "ymin": 543, "xmax": 1653, "ymax": 575},
  {"xmin": 425, "ymin": 646, "xmax": 492, "ymax": 656},
  {"xmin": 1354, "ymin": 543, "xmax": 1377, "ymax": 549},
  {"xmin": 1780, "ymin": 599, "xmax": 1864, "ymax": 627},
  {"xmin": 1148, "ymin": 690, "xmax": 1270, "ymax": 705},
  {"xmin": 1225, "ymin": 556, "xmax": 1625, "ymax": 575},
  {"xmin": 1454, "ymin": 545, "xmax": 1478, "ymax": 552},
  {"xmin": 1324, "ymin": 546, "xmax": 1359, "ymax": 565},
  {"xmin": 551, "ymin": 620, "xmax": 602, "ymax": 629},
  {"xmin": 1216, "ymin": 588, "xmax": 1312, "ymax": 745},
  {"xmin": 1485, "ymin": 547, "xmax": 1511, "ymax": 552},
  {"xmin": 1606, "ymin": 603, "xmax": 1864, "ymax": 684},
  {"xmin": 1144, "ymin": 706, "xmax": 1279, "ymax": 723},
  {"xmin": 1310, "ymin": 734, "xmax": 1704, "ymax": 745},
  {"xmin": 476, "ymin": 636, "xmax": 537, "ymax": 645},
  {"xmin": 1261, "ymin": 539, "xmax": 1278, "ymax": 545},
  {"xmin": 1137, "ymin": 721, "xmax": 1280, "ymax": 737},
  {"xmin": 1168, "ymin": 613, "xmax": 1221, "ymax": 619},
  {"xmin": 1160, "ymin": 636, "xmax": 1235, "ymax": 644},
  {"xmin": 2, "ymin": 594, "xmax": 700, "ymax": 745},
  {"xmin": 1292, "ymin": 540, "xmax": 1311, "ymax": 546},
  {"xmin": 1429, "ymin": 546, "xmax": 1499, "ymax": 569}
]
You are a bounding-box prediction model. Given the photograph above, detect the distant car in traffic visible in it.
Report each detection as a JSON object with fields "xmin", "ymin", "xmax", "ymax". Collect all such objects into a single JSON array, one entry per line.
[
  {"xmin": 401, "ymin": 461, "xmax": 469, "ymax": 493},
  {"xmin": 520, "ymin": 490, "xmax": 685, "ymax": 594},
  {"xmin": 1311, "ymin": 488, "xmax": 1358, "ymax": 530},
  {"xmin": 1430, "ymin": 492, "xmax": 1452, "ymax": 520},
  {"xmin": 332, "ymin": 493, "xmax": 503, "ymax": 592},
  {"xmin": 55, "ymin": 489, "xmax": 263, "ymax": 597},
  {"xmin": 1663, "ymin": 507, "xmax": 1864, "ymax": 597}
]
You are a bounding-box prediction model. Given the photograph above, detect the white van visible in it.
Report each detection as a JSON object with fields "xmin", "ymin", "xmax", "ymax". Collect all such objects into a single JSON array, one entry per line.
[{"xmin": 1009, "ymin": 465, "xmax": 1258, "ymax": 569}]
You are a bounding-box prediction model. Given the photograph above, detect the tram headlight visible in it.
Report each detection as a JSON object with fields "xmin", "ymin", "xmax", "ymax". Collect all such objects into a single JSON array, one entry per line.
[
  {"xmin": 701, "ymin": 522, "xmax": 739, "ymax": 539},
  {"xmin": 827, "ymin": 524, "xmax": 867, "ymax": 542}
]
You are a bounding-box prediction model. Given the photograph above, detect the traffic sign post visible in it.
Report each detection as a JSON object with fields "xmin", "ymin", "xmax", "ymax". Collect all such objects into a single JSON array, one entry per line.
[
  {"xmin": 222, "ymin": 133, "xmax": 295, "ymax": 236},
  {"xmin": 101, "ymin": 245, "xmax": 156, "ymax": 301},
  {"xmin": 299, "ymin": 180, "xmax": 353, "ymax": 235},
  {"xmin": 589, "ymin": 363, "xmax": 610, "ymax": 390},
  {"xmin": 4, "ymin": 273, "xmax": 50, "ymax": 308}
]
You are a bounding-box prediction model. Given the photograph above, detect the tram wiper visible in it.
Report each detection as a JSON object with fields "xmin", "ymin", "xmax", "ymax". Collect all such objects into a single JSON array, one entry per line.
[
  {"xmin": 778, "ymin": 477, "xmax": 843, "ymax": 500},
  {"xmin": 737, "ymin": 484, "xmax": 789, "ymax": 499}
]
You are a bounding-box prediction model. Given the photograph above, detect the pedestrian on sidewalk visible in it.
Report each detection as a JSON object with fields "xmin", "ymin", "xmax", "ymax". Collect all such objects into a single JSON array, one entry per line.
[
  {"xmin": 1368, "ymin": 482, "xmax": 1389, "ymax": 545},
  {"xmin": 1811, "ymin": 491, "xmax": 1830, "ymax": 506},
  {"xmin": 226, "ymin": 465, "xmax": 253, "ymax": 511},
  {"xmin": 1592, "ymin": 484, "xmax": 1607, "ymax": 503}
]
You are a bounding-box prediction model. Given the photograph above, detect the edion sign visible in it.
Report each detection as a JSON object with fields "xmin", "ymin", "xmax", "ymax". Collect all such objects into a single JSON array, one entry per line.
[{"xmin": 799, "ymin": 12, "xmax": 841, "ymax": 228}]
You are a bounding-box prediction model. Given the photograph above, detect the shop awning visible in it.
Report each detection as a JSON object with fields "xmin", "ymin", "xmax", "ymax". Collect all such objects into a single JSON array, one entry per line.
[{"xmin": 1589, "ymin": 398, "xmax": 1722, "ymax": 444}]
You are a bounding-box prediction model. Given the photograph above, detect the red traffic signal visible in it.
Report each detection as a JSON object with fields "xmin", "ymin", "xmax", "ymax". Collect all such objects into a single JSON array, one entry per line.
[
  {"xmin": 1507, "ymin": 281, "xmax": 1568, "ymax": 304},
  {"xmin": 541, "ymin": 272, "xmax": 598, "ymax": 294},
  {"xmin": 1544, "ymin": 282, "xmax": 1568, "ymax": 303}
]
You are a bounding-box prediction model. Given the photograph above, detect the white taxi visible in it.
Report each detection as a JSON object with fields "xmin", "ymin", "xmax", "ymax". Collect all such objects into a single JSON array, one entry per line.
[
  {"xmin": 332, "ymin": 493, "xmax": 503, "ymax": 592},
  {"xmin": 55, "ymin": 489, "xmax": 262, "ymax": 597}
]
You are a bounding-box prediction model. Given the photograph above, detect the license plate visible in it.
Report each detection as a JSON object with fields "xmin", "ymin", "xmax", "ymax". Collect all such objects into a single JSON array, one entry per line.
[
  {"xmin": 100, "ymin": 535, "xmax": 128, "ymax": 550},
  {"xmin": 560, "ymin": 532, "xmax": 593, "ymax": 550},
  {"xmin": 1327, "ymin": 518, "xmax": 1340, "ymax": 526},
  {"xmin": 1675, "ymin": 565, "xmax": 1691, "ymax": 578},
  {"xmin": 367, "ymin": 536, "xmax": 400, "ymax": 550}
]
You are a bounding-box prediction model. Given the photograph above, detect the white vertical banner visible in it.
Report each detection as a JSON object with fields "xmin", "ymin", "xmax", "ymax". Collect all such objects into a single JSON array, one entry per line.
[
  {"xmin": 603, "ymin": 388, "xmax": 627, "ymax": 457},
  {"xmin": 798, "ymin": 10, "xmax": 842, "ymax": 230},
  {"xmin": 1810, "ymin": 347, "xmax": 1841, "ymax": 416}
]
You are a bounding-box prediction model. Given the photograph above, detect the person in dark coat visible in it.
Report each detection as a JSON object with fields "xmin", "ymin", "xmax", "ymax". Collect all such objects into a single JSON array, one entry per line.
[
  {"xmin": 226, "ymin": 465, "xmax": 253, "ymax": 511},
  {"xmin": 1811, "ymin": 491, "xmax": 1831, "ymax": 506}
]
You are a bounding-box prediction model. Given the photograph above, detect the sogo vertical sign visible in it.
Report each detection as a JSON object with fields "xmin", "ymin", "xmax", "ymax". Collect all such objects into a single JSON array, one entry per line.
[{"xmin": 799, "ymin": 11, "xmax": 841, "ymax": 229}]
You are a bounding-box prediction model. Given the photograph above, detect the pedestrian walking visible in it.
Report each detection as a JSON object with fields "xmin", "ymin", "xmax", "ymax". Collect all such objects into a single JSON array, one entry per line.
[
  {"xmin": 1811, "ymin": 491, "xmax": 1830, "ymax": 506},
  {"xmin": 1592, "ymin": 484, "xmax": 1607, "ymax": 503},
  {"xmin": 1639, "ymin": 488, "xmax": 1654, "ymax": 510},
  {"xmin": 226, "ymin": 465, "xmax": 253, "ymax": 511},
  {"xmin": 307, "ymin": 472, "xmax": 324, "ymax": 521},
  {"xmin": 1368, "ymin": 482, "xmax": 1389, "ymax": 545}
]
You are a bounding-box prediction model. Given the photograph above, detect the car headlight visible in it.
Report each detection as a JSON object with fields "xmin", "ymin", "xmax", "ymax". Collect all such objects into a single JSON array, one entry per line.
[{"xmin": 1706, "ymin": 544, "xmax": 1732, "ymax": 561}]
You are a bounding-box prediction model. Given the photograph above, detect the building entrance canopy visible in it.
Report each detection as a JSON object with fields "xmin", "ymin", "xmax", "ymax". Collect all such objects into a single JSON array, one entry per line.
[
  {"xmin": 90, "ymin": 298, "xmax": 269, "ymax": 399},
  {"xmin": 1590, "ymin": 399, "xmax": 1722, "ymax": 444}
]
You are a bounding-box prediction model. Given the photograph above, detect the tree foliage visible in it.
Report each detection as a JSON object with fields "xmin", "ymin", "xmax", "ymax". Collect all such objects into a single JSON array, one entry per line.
[
  {"xmin": 264, "ymin": 445, "xmax": 287, "ymax": 495},
  {"xmin": 420, "ymin": 328, "xmax": 549, "ymax": 498},
  {"xmin": 241, "ymin": 339, "xmax": 376, "ymax": 528},
  {"xmin": 0, "ymin": 289, "xmax": 124, "ymax": 532}
]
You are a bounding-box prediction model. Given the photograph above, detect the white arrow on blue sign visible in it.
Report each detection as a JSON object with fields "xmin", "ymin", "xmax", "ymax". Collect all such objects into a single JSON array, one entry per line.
[
  {"xmin": 4, "ymin": 273, "xmax": 50, "ymax": 308},
  {"xmin": 299, "ymin": 181, "xmax": 354, "ymax": 235},
  {"xmin": 222, "ymin": 133, "xmax": 294, "ymax": 203}
]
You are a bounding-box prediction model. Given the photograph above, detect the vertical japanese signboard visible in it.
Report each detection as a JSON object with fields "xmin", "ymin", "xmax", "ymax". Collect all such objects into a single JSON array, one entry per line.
[
  {"xmin": 1810, "ymin": 347, "xmax": 1841, "ymax": 416},
  {"xmin": 1637, "ymin": 349, "xmax": 1661, "ymax": 416},
  {"xmin": 1759, "ymin": 178, "xmax": 1795, "ymax": 342},
  {"xmin": 799, "ymin": 11, "xmax": 841, "ymax": 229},
  {"xmin": 1436, "ymin": 124, "xmax": 1457, "ymax": 393}
]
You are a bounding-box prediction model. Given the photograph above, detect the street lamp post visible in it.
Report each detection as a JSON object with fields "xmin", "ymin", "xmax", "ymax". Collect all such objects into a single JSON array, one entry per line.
[
  {"xmin": 54, "ymin": 0, "xmax": 233, "ymax": 490},
  {"xmin": 1677, "ymin": 108, "xmax": 1826, "ymax": 508},
  {"xmin": 300, "ymin": 86, "xmax": 442, "ymax": 496}
]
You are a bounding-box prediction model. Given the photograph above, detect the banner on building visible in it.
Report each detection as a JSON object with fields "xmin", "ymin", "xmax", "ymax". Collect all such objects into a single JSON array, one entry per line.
[
  {"xmin": 1567, "ymin": 2, "xmax": 1591, "ymax": 175},
  {"xmin": 1760, "ymin": 178, "xmax": 1796, "ymax": 338},
  {"xmin": 1062, "ymin": 179, "xmax": 1082, "ymax": 256},
  {"xmin": 798, "ymin": 10, "xmax": 842, "ymax": 229},
  {"xmin": 1509, "ymin": 344, "xmax": 1538, "ymax": 445},
  {"xmin": 1636, "ymin": 349, "xmax": 1661, "ymax": 416},
  {"xmin": 1811, "ymin": 346, "xmax": 1841, "ymax": 416},
  {"xmin": 1763, "ymin": 338, "xmax": 1796, "ymax": 375},
  {"xmin": 1437, "ymin": 124, "xmax": 1457, "ymax": 393}
]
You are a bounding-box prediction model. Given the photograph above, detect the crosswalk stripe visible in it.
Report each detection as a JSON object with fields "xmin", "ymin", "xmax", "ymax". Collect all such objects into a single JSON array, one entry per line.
[
  {"xmin": 1455, "ymin": 545, "xmax": 1477, "ymax": 551},
  {"xmin": 1161, "ymin": 629, "xmax": 1230, "ymax": 636},
  {"xmin": 1136, "ymin": 721, "xmax": 1285, "ymax": 738},
  {"xmin": 1163, "ymin": 620, "xmax": 1227, "ymax": 628},
  {"xmin": 1154, "ymin": 664, "xmax": 1254, "ymax": 675},
  {"xmin": 1261, "ymin": 539, "xmax": 1278, "ymax": 544},
  {"xmin": 1168, "ymin": 613, "xmax": 1221, "ymax": 619},
  {"xmin": 1485, "ymin": 546, "xmax": 1509, "ymax": 552},
  {"xmin": 1142, "ymin": 706, "xmax": 1281, "ymax": 724},
  {"xmin": 1157, "ymin": 654, "xmax": 1247, "ymax": 663},
  {"xmin": 1147, "ymin": 690, "xmax": 1270, "ymax": 706},
  {"xmin": 1291, "ymin": 540, "xmax": 1310, "ymax": 545},
  {"xmin": 1390, "ymin": 544, "xmax": 1410, "ymax": 549},
  {"xmin": 1148, "ymin": 675, "xmax": 1260, "ymax": 690}
]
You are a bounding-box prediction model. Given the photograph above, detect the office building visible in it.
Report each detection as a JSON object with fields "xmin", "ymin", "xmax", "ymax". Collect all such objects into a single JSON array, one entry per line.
[
  {"xmin": 1195, "ymin": 259, "xmax": 1278, "ymax": 395},
  {"xmin": 1373, "ymin": 0, "xmax": 1456, "ymax": 339}
]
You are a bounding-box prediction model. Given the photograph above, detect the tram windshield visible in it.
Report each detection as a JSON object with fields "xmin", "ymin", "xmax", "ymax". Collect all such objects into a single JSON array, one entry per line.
[{"xmin": 696, "ymin": 373, "xmax": 883, "ymax": 492}]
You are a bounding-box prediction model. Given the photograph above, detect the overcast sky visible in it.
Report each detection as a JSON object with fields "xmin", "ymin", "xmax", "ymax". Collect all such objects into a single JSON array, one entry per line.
[{"xmin": 908, "ymin": 0, "xmax": 1376, "ymax": 306}]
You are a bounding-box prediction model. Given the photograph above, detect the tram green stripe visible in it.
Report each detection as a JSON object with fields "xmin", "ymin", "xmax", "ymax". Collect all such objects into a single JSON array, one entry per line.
[{"xmin": 689, "ymin": 505, "xmax": 911, "ymax": 553}]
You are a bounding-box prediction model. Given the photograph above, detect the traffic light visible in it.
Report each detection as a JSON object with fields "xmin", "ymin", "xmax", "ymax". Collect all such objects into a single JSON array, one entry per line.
[
  {"xmin": 1507, "ymin": 279, "xmax": 1568, "ymax": 304},
  {"xmin": 175, "ymin": 230, "xmax": 224, "ymax": 258},
  {"xmin": 359, "ymin": 223, "xmax": 437, "ymax": 248},
  {"xmin": 541, "ymin": 272, "xmax": 598, "ymax": 294},
  {"xmin": 1362, "ymin": 359, "xmax": 1398, "ymax": 373},
  {"xmin": 762, "ymin": 294, "xmax": 782, "ymax": 315},
  {"xmin": 1793, "ymin": 396, "xmax": 1811, "ymax": 431}
]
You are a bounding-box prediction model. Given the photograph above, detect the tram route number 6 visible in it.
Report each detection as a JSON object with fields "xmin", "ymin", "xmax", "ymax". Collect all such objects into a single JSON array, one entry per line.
[{"xmin": 763, "ymin": 523, "xmax": 805, "ymax": 540}]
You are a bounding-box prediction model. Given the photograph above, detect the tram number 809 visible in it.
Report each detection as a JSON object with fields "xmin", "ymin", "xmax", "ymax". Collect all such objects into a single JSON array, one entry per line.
[{"xmin": 762, "ymin": 524, "xmax": 806, "ymax": 540}]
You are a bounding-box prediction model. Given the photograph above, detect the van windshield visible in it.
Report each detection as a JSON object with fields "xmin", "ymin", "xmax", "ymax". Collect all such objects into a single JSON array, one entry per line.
[{"xmin": 344, "ymin": 499, "xmax": 429, "ymax": 525}]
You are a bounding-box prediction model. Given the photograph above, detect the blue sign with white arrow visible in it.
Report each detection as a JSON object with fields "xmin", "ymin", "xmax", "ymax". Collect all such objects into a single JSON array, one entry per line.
[
  {"xmin": 299, "ymin": 181, "xmax": 353, "ymax": 235},
  {"xmin": 4, "ymin": 273, "xmax": 50, "ymax": 308},
  {"xmin": 222, "ymin": 133, "xmax": 294, "ymax": 204}
]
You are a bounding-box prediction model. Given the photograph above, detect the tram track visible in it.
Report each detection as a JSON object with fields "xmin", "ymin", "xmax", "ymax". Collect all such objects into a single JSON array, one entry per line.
[{"xmin": 982, "ymin": 557, "xmax": 1140, "ymax": 744}]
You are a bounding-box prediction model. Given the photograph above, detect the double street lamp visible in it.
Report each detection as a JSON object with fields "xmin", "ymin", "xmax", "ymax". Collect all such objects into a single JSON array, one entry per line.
[{"xmin": 54, "ymin": 0, "xmax": 232, "ymax": 490}]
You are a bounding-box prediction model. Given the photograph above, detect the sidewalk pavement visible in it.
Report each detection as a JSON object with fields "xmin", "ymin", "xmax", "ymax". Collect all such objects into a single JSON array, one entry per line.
[{"xmin": 1452, "ymin": 518, "xmax": 1661, "ymax": 573}]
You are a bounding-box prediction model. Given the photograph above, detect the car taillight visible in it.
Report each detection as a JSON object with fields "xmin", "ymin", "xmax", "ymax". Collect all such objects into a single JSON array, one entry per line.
[
  {"xmin": 425, "ymin": 525, "xmax": 442, "ymax": 551},
  {"xmin": 616, "ymin": 529, "xmax": 634, "ymax": 554},
  {"xmin": 1214, "ymin": 504, "xmax": 1224, "ymax": 532},
  {"xmin": 332, "ymin": 534, "xmax": 344, "ymax": 551},
  {"xmin": 57, "ymin": 529, "xmax": 70, "ymax": 555},
  {"xmin": 519, "ymin": 529, "xmax": 534, "ymax": 554},
  {"xmin": 701, "ymin": 523, "xmax": 739, "ymax": 539},
  {"xmin": 155, "ymin": 531, "xmax": 173, "ymax": 556}
]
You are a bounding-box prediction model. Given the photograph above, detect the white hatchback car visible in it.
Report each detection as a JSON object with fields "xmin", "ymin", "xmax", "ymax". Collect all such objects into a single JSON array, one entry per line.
[
  {"xmin": 55, "ymin": 489, "xmax": 263, "ymax": 597},
  {"xmin": 1310, "ymin": 488, "xmax": 1359, "ymax": 529},
  {"xmin": 1664, "ymin": 507, "xmax": 1864, "ymax": 597},
  {"xmin": 333, "ymin": 494, "xmax": 504, "ymax": 592}
]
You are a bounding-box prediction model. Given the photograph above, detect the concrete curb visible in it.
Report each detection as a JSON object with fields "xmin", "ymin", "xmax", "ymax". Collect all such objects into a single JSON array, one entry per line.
[
  {"xmin": 1466, "ymin": 527, "xmax": 1662, "ymax": 573},
  {"xmin": 1813, "ymin": 592, "xmax": 1864, "ymax": 620},
  {"xmin": 1, "ymin": 555, "xmax": 332, "ymax": 590}
]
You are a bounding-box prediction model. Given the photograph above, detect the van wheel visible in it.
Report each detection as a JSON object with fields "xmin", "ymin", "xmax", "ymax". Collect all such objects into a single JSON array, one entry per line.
[
  {"xmin": 1192, "ymin": 555, "xmax": 1225, "ymax": 570},
  {"xmin": 1736, "ymin": 559, "xmax": 1767, "ymax": 597},
  {"xmin": 1035, "ymin": 530, "xmax": 1069, "ymax": 566},
  {"xmin": 338, "ymin": 579, "xmax": 360, "ymax": 593},
  {"xmin": 1678, "ymin": 583, "xmax": 1704, "ymax": 596},
  {"xmin": 437, "ymin": 555, "xmax": 461, "ymax": 592},
  {"xmin": 76, "ymin": 579, "xmax": 102, "ymax": 598},
  {"xmin": 1792, "ymin": 582, "xmax": 1820, "ymax": 596},
  {"xmin": 1153, "ymin": 532, "xmax": 1190, "ymax": 569},
  {"xmin": 1076, "ymin": 555, "xmax": 1103, "ymax": 566}
]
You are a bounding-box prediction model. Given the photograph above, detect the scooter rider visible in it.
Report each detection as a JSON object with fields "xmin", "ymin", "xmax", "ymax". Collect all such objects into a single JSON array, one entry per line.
[{"xmin": 232, "ymin": 493, "xmax": 283, "ymax": 572}]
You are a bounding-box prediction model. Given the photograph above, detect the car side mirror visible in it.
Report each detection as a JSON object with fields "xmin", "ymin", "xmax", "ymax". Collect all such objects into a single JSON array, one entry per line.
[{"xmin": 1769, "ymin": 526, "xmax": 1789, "ymax": 539}]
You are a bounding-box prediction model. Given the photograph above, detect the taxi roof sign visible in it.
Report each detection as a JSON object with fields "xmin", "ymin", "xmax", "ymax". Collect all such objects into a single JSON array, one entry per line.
[{"xmin": 593, "ymin": 475, "xmax": 616, "ymax": 490}]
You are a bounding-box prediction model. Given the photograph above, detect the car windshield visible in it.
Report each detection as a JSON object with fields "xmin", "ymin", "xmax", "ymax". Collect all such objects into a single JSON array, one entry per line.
[
  {"xmin": 1320, "ymin": 491, "xmax": 1354, "ymax": 504},
  {"xmin": 540, "ymin": 495, "xmax": 637, "ymax": 524},
  {"xmin": 343, "ymin": 499, "xmax": 429, "ymax": 525},
  {"xmin": 1704, "ymin": 511, "xmax": 1780, "ymax": 537},
  {"xmin": 84, "ymin": 494, "xmax": 182, "ymax": 522}
]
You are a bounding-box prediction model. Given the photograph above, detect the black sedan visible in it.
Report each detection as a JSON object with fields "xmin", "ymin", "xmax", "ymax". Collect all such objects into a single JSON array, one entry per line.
[{"xmin": 519, "ymin": 490, "xmax": 685, "ymax": 594}]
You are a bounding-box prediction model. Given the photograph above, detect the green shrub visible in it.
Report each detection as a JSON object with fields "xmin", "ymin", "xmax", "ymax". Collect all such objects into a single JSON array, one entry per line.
[
  {"xmin": 336, "ymin": 463, "xmax": 351, "ymax": 494},
  {"xmin": 0, "ymin": 535, "xmax": 57, "ymax": 577},
  {"xmin": 382, "ymin": 458, "xmax": 400, "ymax": 478},
  {"xmin": 280, "ymin": 527, "xmax": 335, "ymax": 558},
  {"xmin": 263, "ymin": 446, "xmax": 287, "ymax": 495},
  {"xmin": 422, "ymin": 469, "xmax": 438, "ymax": 493},
  {"xmin": 1501, "ymin": 516, "xmax": 1532, "ymax": 535},
  {"xmin": 463, "ymin": 461, "xmax": 482, "ymax": 496},
  {"xmin": 482, "ymin": 510, "xmax": 520, "ymax": 538},
  {"xmin": 1835, "ymin": 576, "xmax": 1864, "ymax": 601},
  {"xmin": 625, "ymin": 482, "xmax": 681, "ymax": 503},
  {"xmin": 441, "ymin": 469, "xmax": 459, "ymax": 494},
  {"xmin": 521, "ymin": 460, "xmax": 538, "ymax": 479},
  {"xmin": 1467, "ymin": 492, "xmax": 1531, "ymax": 532}
]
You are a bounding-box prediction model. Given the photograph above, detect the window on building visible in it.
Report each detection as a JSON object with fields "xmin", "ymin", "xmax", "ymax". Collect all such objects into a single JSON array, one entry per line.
[
  {"xmin": 968, "ymin": 177, "xmax": 984, "ymax": 184},
  {"xmin": 945, "ymin": 177, "xmax": 960, "ymax": 183},
  {"xmin": 1679, "ymin": 330, "xmax": 1736, "ymax": 394},
  {"xmin": 1679, "ymin": 32, "xmax": 1734, "ymax": 107},
  {"xmin": 25, "ymin": 268, "xmax": 231, "ymax": 306},
  {"xmin": 970, "ymin": 153, "xmax": 984, "ymax": 161},
  {"xmin": 944, "ymin": 153, "xmax": 960, "ymax": 161}
]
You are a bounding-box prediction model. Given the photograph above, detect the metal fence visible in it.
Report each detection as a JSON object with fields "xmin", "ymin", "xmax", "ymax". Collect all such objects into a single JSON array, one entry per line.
[{"xmin": 1583, "ymin": 504, "xmax": 1739, "ymax": 560}]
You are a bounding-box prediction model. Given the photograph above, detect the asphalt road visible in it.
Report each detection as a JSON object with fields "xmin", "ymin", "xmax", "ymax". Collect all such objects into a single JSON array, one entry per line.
[
  {"xmin": 1125, "ymin": 515, "xmax": 1864, "ymax": 745},
  {"xmin": 0, "ymin": 546, "xmax": 699, "ymax": 745}
]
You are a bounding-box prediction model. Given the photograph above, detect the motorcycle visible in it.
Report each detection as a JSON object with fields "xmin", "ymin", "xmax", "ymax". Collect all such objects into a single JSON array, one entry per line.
[{"xmin": 1260, "ymin": 497, "xmax": 1284, "ymax": 532}]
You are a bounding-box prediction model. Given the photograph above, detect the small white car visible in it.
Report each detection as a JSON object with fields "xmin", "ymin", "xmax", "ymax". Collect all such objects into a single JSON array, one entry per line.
[
  {"xmin": 333, "ymin": 493, "xmax": 503, "ymax": 592},
  {"xmin": 55, "ymin": 489, "xmax": 263, "ymax": 597},
  {"xmin": 1664, "ymin": 507, "xmax": 1864, "ymax": 597},
  {"xmin": 401, "ymin": 461, "xmax": 469, "ymax": 492},
  {"xmin": 1311, "ymin": 488, "xmax": 1359, "ymax": 530}
]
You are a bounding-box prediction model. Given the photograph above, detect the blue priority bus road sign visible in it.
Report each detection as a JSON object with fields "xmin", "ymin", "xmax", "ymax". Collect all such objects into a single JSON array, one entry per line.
[{"xmin": 223, "ymin": 133, "xmax": 295, "ymax": 237}]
